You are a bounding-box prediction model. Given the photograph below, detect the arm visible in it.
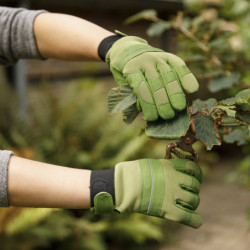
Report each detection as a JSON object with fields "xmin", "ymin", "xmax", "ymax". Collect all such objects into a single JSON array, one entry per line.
[
  {"xmin": 8, "ymin": 156, "xmax": 91, "ymax": 209},
  {"xmin": 0, "ymin": 150, "xmax": 203, "ymax": 228},
  {"xmin": 0, "ymin": 7, "xmax": 113, "ymax": 64},
  {"xmin": 34, "ymin": 13, "xmax": 114, "ymax": 61}
]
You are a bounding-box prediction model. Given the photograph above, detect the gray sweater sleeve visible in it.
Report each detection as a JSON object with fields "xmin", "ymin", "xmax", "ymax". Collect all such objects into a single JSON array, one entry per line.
[
  {"xmin": 0, "ymin": 150, "xmax": 14, "ymax": 207},
  {"xmin": 0, "ymin": 7, "xmax": 46, "ymax": 65}
]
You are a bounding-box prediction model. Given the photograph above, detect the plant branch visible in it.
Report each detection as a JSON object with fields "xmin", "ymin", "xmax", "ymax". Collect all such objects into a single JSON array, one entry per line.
[
  {"xmin": 173, "ymin": 12, "xmax": 222, "ymax": 67},
  {"xmin": 219, "ymin": 123, "xmax": 244, "ymax": 127}
]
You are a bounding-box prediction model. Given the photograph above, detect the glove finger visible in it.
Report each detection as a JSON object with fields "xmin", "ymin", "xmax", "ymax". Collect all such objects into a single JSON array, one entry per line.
[
  {"xmin": 176, "ymin": 207, "xmax": 203, "ymax": 229},
  {"xmin": 157, "ymin": 61, "xmax": 186, "ymax": 111},
  {"xmin": 143, "ymin": 62, "xmax": 175, "ymax": 120},
  {"xmin": 164, "ymin": 204, "xmax": 203, "ymax": 228},
  {"xmin": 126, "ymin": 72, "xmax": 158, "ymax": 121},
  {"xmin": 164, "ymin": 53, "xmax": 199, "ymax": 94},
  {"xmin": 175, "ymin": 188, "xmax": 200, "ymax": 210},
  {"xmin": 178, "ymin": 172, "xmax": 200, "ymax": 194},
  {"xmin": 176, "ymin": 66, "xmax": 199, "ymax": 94},
  {"xmin": 170, "ymin": 159, "xmax": 203, "ymax": 183}
]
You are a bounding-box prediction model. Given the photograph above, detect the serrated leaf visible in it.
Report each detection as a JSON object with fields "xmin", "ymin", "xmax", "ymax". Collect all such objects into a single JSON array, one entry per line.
[
  {"xmin": 193, "ymin": 114, "xmax": 221, "ymax": 150},
  {"xmin": 147, "ymin": 21, "xmax": 172, "ymax": 38},
  {"xmin": 123, "ymin": 104, "xmax": 140, "ymax": 124},
  {"xmin": 191, "ymin": 98, "xmax": 218, "ymax": 114},
  {"xmin": 223, "ymin": 127, "xmax": 250, "ymax": 145},
  {"xmin": 220, "ymin": 88, "xmax": 250, "ymax": 106},
  {"xmin": 208, "ymin": 73, "xmax": 240, "ymax": 93},
  {"xmin": 124, "ymin": 9, "xmax": 158, "ymax": 25},
  {"xmin": 145, "ymin": 111, "xmax": 190, "ymax": 140},
  {"xmin": 222, "ymin": 116, "xmax": 238, "ymax": 124},
  {"xmin": 220, "ymin": 97, "xmax": 237, "ymax": 106},
  {"xmin": 215, "ymin": 105, "xmax": 236, "ymax": 117},
  {"xmin": 108, "ymin": 86, "xmax": 137, "ymax": 113},
  {"xmin": 235, "ymin": 88, "xmax": 250, "ymax": 104}
]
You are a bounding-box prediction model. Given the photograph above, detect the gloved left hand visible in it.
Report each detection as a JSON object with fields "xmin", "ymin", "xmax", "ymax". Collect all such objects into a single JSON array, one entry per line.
[{"xmin": 90, "ymin": 158, "xmax": 203, "ymax": 228}]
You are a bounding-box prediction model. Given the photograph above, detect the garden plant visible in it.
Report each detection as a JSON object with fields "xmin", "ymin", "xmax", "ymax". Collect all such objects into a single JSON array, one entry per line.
[{"xmin": 0, "ymin": 0, "xmax": 249, "ymax": 249}]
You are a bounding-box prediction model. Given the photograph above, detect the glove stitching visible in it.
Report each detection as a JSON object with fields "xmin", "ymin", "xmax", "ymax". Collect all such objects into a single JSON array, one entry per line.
[{"xmin": 146, "ymin": 159, "xmax": 154, "ymax": 214}]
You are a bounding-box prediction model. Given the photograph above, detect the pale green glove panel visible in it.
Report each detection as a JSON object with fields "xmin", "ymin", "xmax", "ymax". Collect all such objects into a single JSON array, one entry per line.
[
  {"xmin": 114, "ymin": 158, "xmax": 203, "ymax": 228},
  {"xmin": 106, "ymin": 35, "xmax": 199, "ymax": 121}
]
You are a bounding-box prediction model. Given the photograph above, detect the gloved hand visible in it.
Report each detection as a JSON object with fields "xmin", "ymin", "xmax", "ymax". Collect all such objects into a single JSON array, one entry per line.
[
  {"xmin": 90, "ymin": 158, "xmax": 203, "ymax": 228},
  {"xmin": 105, "ymin": 34, "xmax": 199, "ymax": 121}
]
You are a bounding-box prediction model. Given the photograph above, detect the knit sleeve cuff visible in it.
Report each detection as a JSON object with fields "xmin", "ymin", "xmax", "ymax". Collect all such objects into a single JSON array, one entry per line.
[
  {"xmin": 0, "ymin": 150, "xmax": 14, "ymax": 207},
  {"xmin": 0, "ymin": 7, "xmax": 47, "ymax": 65}
]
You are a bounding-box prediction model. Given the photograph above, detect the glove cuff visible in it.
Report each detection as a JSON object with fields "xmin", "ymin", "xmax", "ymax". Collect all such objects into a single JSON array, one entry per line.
[
  {"xmin": 90, "ymin": 168, "xmax": 115, "ymax": 214},
  {"xmin": 98, "ymin": 34, "xmax": 123, "ymax": 61}
]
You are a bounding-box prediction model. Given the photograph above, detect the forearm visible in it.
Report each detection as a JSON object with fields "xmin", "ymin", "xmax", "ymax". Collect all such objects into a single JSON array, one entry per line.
[
  {"xmin": 34, "ymin": 13, "xmax": 114, "ymax": 61},
  {"xmin": 8, "ymin": 156, "xmax": 91, "ymax": 209}
]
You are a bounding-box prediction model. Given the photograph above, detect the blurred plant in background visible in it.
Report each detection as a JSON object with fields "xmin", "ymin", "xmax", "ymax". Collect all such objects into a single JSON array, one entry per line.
[{"xmin": 0, "ymin": 0, "xmax": 249, "ymax": 249}]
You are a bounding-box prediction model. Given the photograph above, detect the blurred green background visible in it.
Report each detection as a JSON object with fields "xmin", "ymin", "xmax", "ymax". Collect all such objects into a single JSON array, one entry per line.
[{"xmin": 0, "ymin": 0, "xmax": 249, "ymax": 249}]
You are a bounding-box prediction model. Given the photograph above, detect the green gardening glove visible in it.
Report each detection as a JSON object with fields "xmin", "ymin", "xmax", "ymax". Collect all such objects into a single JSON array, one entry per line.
[
  {"xmin": 90, "ymin": 158, "xmax": 203, "ymax": 228},
  {"xmin": 105, "ymin": 34, "xmax": 199, "ymax": 121}
]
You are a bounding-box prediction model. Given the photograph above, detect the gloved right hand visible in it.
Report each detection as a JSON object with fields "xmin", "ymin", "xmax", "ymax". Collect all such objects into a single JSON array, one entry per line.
[
  {"xmin": 104, "ymin": 33, "xmax": 199, "ymax": 121},
  {"xmin": 90, "ymin": 158, "xmax": 203, "ymax": 228}
]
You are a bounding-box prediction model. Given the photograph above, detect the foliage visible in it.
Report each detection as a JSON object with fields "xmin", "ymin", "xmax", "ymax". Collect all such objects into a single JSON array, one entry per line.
[
  {"xmin": 110, "ymin": 0, "xmax": 250, "ymax": 151},
  {"xmin": 108, "ymin": 86, "xmax": 249, "ymax": 150}
]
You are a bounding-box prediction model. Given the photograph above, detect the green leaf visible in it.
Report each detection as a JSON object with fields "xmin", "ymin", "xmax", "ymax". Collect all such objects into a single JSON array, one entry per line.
[
  {"xmin": 235, "ymin": 88, "xmax": 250, "ymax": 104},
  {"xmin": 124, "ymin": 9, "xmax": 158, "ymax": 25},
  {"xmin": 223, "ymin": 127, "xmax": 250, "ymax": 145},
  {"xmin": 192, "ymin": 114, "xmax": 221, "ymax": 150},
  {"xmin": 215, "ymin": 105, "xmax": 236, "ymax": 117},
  {"xmin": 191, "ymin": 98, "xmax": 218, "ymax": 114},
  {"xmin": 208, "ymin": 73, "xmax": 240, "ymax": 93},
  {"xmin": 123, "ymin": 104, "xmax": 140, "ymax": 124},
  {"xmin": 108, "ymin": 86, "xmax": 137, "ymax": 113},
  {"xmin": 220, "ymin": 97, "xmax": 238, "ymax": 106},
  {"xmin": 146, "ymin": 21, "xmax": 172, "ymax": 38},
  {"xmin": 145, "ymin": 111, "xmax": 190, "ymax": 140},
  {"xmin": 222, "ymin": 116, "xmax": 238, "ymax": 124},
  {"xmin": 108, "ymin": 86, "xmax": 139, "ymax": 124},
  {"xmin": 220, "ymin": 88, "xmax": 250, "ymax": 106}
]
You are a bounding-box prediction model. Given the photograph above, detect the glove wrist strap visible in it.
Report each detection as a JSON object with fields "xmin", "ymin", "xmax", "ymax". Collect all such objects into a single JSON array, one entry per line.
[{"xmin": 90, "ymin": 168, "xmax": 115, "ymax": 214}]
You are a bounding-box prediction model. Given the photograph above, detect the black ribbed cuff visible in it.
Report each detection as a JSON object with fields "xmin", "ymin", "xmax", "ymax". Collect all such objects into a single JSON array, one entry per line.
[
  {"xmin": 90, "ymin": 168, "xmax": 115, "ymax": 207},
  {"xmin": 98, "ymin": 35, "xmax": 122, "ymax": 61}
]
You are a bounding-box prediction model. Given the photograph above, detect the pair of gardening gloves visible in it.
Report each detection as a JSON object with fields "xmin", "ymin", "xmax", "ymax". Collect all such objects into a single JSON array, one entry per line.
[{"xmin": 90, "ymin": 33, "xmax": 202, "ymax": 228}]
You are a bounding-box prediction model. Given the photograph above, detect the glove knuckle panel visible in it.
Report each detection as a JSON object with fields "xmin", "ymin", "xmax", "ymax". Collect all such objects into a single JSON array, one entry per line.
[
  {"xmin": 156, "ymin": 61, "xmax": 172, "ymax": 74},
  {"xmin": 166, "ymin": 80, "xmax": 183, "ymax": 96},
  {"xmin": 154, "ymin": 87, "xmax": 169, "ymax": 105},
  {"xmin": 138, "ymin": 81, "xmax": 154, "ymax": 104}
]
